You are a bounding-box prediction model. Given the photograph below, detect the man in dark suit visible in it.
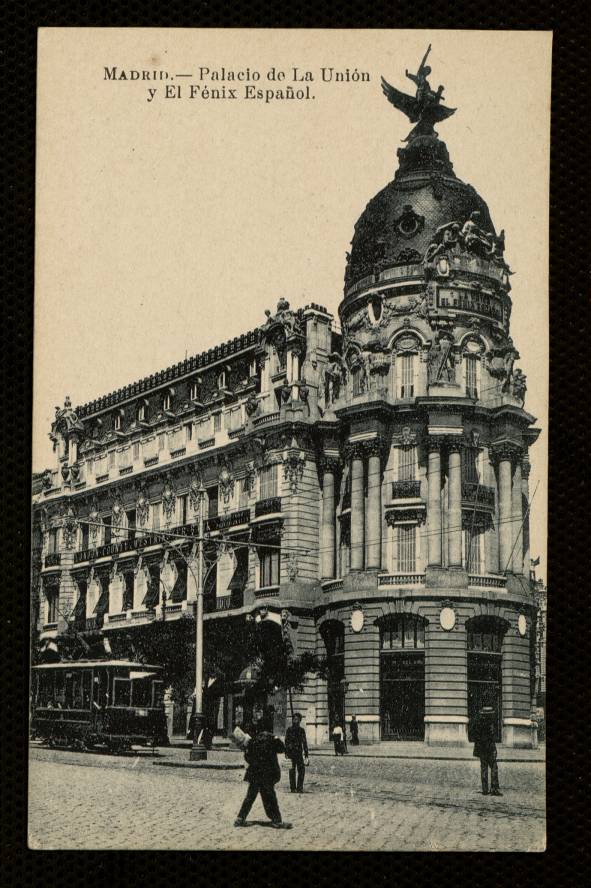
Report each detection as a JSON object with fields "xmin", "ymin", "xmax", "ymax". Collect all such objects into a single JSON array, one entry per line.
[
  {"xmin": 472, "ymin": 705, "xmax": 503, "ymax": 796},
  {"xmin": 284, "ymin": 712, "xmax": 309, "ymax": 793},
  {"xmin": 234, "ymin": 710, "xmax": 292, "ymax": 829}
]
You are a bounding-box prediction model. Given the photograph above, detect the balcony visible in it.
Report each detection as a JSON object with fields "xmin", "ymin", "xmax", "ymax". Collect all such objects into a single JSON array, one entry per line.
[
  {"xmin": 85, "ymin": 616, "xmax": 103, "ymax": 631},
  {"xmin": 391, "ymin": 480, "xmax": 421, "ymax": 499},
  {"xmin": 207, "ymin": 509, "xmax": 251, "ymax": 533},
  {"xmin": 254, "ymin": 586, "xmax": 280, "ymax": 598},
  {"xmin": 143, "ymin": 456, "xmax": 159, "ymax": 467},
  {"xmin": 253, "ymin": 411, "xmax": 281, "ymax": 427},
  {"xmin": 461, "ymin": 482, "xmax": 495, "ymax": 509},
  {"xmin": 204, "ymin": 591, "xmax": 244, "ymax": 613},
  {"xmin": 170, "ymin": 447, "xmax": 187, "ymax": 459},
  {"xmin": 468, "ymin": 574, "xmax": 507, "ymax": 590},
  {"xmin": 378, "ymin": 573, "xmax": 426, "ymax": 587},
  {"xmin": 106, "ymin": 612, "xmax": 129, "ymax": 624},
  {"xmin": 322, "ymin": 579, "xmax": 344, "ymax": 594},
  {"xmin": 44, "ymin": 553, "xmax": 61, "ymax": 568},
  {"xmin": 254, "ymin": 497, "xmax": 282, "ymax": 518}
]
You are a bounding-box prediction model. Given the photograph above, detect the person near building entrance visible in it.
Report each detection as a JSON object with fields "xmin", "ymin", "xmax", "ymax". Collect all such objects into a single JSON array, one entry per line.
[
  {"xmin": 332, "ymin": 723, "xmax": 346, "ymax": 756},
  {"xmin": 349, "ymin": 715, "xmax": 359, "ymax": 746},
  {"xmin": 285, "ymin": 712, "xmax": 309, "ymax": 793},
  {"xmin": 472, "ymin": 705, "xmax": 503, "ymax": 796},
  {"xmin": 234, "ymin": 711, "xmax": 292, "ymax": 829}
]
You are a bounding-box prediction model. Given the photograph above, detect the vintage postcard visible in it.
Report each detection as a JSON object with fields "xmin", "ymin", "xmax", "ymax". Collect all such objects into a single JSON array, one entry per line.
[{"xmin": 29, "ymin": 28, "xmax": 550, "ymax": 851}]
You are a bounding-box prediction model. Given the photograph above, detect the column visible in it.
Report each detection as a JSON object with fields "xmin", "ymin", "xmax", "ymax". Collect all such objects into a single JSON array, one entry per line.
[
  {"xmin": 447, "ymin": 444, "xmax": 463, "ymax": 568},
  {"xmin": 521, "ymin": 456, "xmax": 531, "ymax": 577},
  {"xmin": 366, "ymin": 441, "xmax": 383, "ymax": 570},
  {"xmin": 497, "ymin": 448, "xmax": 514, "ymax": 573},
  {"xmin": 512, "ymin": 458, "xmax": 524, "ymax": 574},
  {"xmin": 427, "ymin": 441, "xmax": 442, "ymax": 567},
  {"xmin": 350, "ymin": 445, "xmax": 365, "ymax": 571},
  {"xmin": 320, "ymin": 460, "xmax": 337, "ymax": 579}
]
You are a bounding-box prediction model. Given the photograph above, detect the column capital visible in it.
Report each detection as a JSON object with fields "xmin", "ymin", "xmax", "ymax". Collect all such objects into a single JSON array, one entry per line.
[
  {"xmin": 364, "ymin": 435, "xmax": 388, "ymax": 459},
  {"xmin": 489, "ymin": 441, "xmax": 524, "ymax": 466},
  {"xmin": 345, "ymin": 442, "xmax": 366, "ymax": 461},
  {"xmin": 319, "ymin": 454, "xmax": 340, "ymax": 475},
  {"xmin": 521, "ymin": 456, "xmax": 532, "ymax": 479}
]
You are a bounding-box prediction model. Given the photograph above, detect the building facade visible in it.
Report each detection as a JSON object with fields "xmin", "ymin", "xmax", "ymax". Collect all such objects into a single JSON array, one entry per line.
[{"xmin": 31, "ymin": 58, "xmax": 541, "ymax": 748}]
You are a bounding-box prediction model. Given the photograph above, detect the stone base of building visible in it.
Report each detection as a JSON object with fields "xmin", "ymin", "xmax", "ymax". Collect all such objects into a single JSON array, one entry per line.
[
  {"xmin": 503, "ymin": 718, "xmax": 538, "ymax": 749},
  {"xmin": 424, "ymin": 716, "xmax": 469, "ymax": 747}
]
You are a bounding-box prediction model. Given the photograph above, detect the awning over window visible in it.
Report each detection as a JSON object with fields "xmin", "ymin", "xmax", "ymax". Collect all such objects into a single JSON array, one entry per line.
[{"xmin": 93, "ymin": 588, "xmax": 109, "ymax": 616}]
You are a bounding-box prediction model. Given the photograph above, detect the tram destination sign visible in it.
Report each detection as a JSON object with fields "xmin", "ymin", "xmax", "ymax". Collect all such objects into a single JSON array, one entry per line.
[{"xmin": 437, "ymin": 286, "xmax": 505, "ymax": 324}]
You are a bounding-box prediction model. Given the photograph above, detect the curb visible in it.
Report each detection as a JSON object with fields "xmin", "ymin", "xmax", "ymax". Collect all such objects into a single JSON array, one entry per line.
[{"xmin": 154, "ymin": 760, "xmax": 244, "ymax": 771}]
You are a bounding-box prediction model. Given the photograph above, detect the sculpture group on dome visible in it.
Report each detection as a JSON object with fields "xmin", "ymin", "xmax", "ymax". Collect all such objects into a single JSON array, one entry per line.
[
  {"xmin": 424, "ymin": 211, "xmax": 507, "ymax": 265},
  {"xmin": 381, "ymin": 45, "xmax": 456, "ymax": 142}
]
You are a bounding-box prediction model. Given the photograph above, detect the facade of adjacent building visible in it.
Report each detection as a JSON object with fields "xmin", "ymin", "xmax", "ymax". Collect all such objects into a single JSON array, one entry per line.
[{"xmin": 31, "ymin": 62, "xmax": 542, "ymax": 748}]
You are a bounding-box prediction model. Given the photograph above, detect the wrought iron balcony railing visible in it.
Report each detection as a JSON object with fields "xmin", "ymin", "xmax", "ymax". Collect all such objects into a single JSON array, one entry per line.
[
  {"xmin": 461, "ymin": 482, "xmax": 495, "ymax": 509},
  {"xmin": 204, "ymin": 590, "xmax": 244, "ymax": 613},
  {"xmin": 207, "ymin": 509, "xmax": 251, "ymax": 533},
  {"xmin": 254, "ymin": 497, "xmax": 282, "ymax": 517},
  {"xmin": 391, "ymin": 480, "xmax": 421, "ymax": 499},
  {"xmin": 44, "ymin": 553, "xmax": 61, "ymax": 567}
]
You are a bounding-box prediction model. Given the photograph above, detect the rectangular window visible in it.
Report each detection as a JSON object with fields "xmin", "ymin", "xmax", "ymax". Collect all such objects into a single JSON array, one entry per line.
[
  {"xmin": 48, "ymin": 528, "xmax": 59, "ymax": 554},
  {"xmin": 400, "ymin": 355, "xmax": 415, "ymax": 399},
  {"xmin": 466, "ymin": 356, "xmax": 478, "ymax": 399},
  {"xmin": 158, "ymin": 434, "xmax": 166, "ymax": 452},
  {"xmin": 184, "ymin": 423, "xmax": 193, "ymax": 442},
  {"xmin": 179, "ymin": 494, "xmax": 188, "ymax": 526},
  {"xmin": 239, "ymin": 478, "xmax": 250, "ymax": 509},
  {"xmin": 352, "ymin": 367, "xmax": 364, "ymax": 396},
  {"xmin": 46, "ymin": 590, "xmax": 59, "ymax": 623},
  {"xmin": 123, "ymin": 572, "xmax": 134, "ymax": 611},
  {"xmin": 133, "ymin": 442, "xmax": 140, "ymax": 461},
  {"xmin": 259, "ymin": 464, "xmax": 278, "ymax": 500},
  {"xmin": 259, "ymin": 546, "xmax": 280, "ymax": 587},
  {"xmin": 163, "ymin": 394, "xmax": 171, "ymax": 411},
  {"xmin": 463, "ymin": 528, "xmax": 482, "ymax": 573},
  {"xmin": 114, "ymin": 414, "xmax": 121, "ymax": 431},
  {"xmin": 208, "ymin": 487, "xmax": 219, "ymax": 519},
  {"xmin": 126, "ymin": 509, "xmax": 136, "ymax": 542},
  {"xmin": 396, "ymin": 525, "xmax": 416, "ymax": 572},
  {"xmin": 137, "ymin": 405, "xmax": 145, "ymax": 422},
  {"xmin": 213, "ymin": 413, "xmax": 222, "ymax": 433},
  {"xmin": 109, "ymin": 451, "xmax": 116, "ymax": 469},
  {"xmin": 81, "ymin": 521, "xmax": 89, "ymax": 551},
  {"xmin": 113, "ymin": 678, "xmax": 131, "ymax": 707},
  {"xmin": 462, "ymin": 448, "xmax": 480, "ymax": 483},
  {"xmin": 103, "ymin": 515, "xmax": 112, "ymax": 545},
  {"xmin": 398, "ymin": 446, "xmax": 416, "ymax": 481},
  {"xmin": 190, "ymin": 383, "xmax": 199, "ymax": 402},
  {"xmin": 152, "ymin": 502, "xmax": 161, "ymax": 531}
]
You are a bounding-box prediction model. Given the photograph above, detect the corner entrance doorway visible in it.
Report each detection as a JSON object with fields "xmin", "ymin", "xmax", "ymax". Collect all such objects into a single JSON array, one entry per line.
[
  {"xmin": 466, "ymin": 617, "xmax": 506, "ymax": 742},
  {"xmin": 380, "ymin": 614, "xmax": 425, "ymax": 741}
]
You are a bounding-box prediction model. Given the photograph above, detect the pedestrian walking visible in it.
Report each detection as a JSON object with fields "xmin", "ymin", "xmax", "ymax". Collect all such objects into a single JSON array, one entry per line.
[
  {"xmin": 285, "ymin": 712, "xmax": 309, "ymax": 793},
  {"xmin": 332, "ymin": 722, "xmax": 345, "ymax": 756},
  {"xmin": 234, "ymin": 711, "xmax": 292, "ymax": 829},
  {"xmin": 472, "ymin": 705, "xmax": 503, "ymax": 796},
  {"xmin": 349, "ymin": 715, "xmax": 359, "ymax": 746}
]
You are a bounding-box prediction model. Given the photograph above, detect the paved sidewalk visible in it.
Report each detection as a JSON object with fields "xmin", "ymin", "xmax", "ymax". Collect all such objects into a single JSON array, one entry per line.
[{"xmin": 169, "ymin": 737, "xmax": 545, "ymax": 763}]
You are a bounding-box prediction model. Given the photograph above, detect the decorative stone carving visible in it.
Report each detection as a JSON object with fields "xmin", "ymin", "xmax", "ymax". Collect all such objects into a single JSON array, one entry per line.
[
  {"xmin": 385, "ymin": 507, "xmax": 426, "ymax": 526},
  {"xmin": 62, "ymin": 505, "xmax": 78, "ymax": 550},
  {"xmin": 88, "ymin": 497, "xmax": 100, "ymax": 545},
  {"xmin": 396, "ymin": 248, "xmax": 422, "ymax": 263},
  {"xmin": 218, "ymin": 461, "xmax": 235, "ymax": 505},
  {"xmin": 401, "ymin": 426, "xmax": 417, "ymax": 447},
  {"xmin": 136, "ymin": 483, "xmax": 150, "ymax": 527},
  {"xmin": 511, "ymin": 368, "xmax": 527, "ymax": 403},
  {"xmin": 161, "ymin": 476, "xmax": 176, "ymax": 524},
  {"xmin": 381, "ymin": 47, "xmax": 456, "ymax": 142},
  {"xmin": 245, "ymin": 391, "xmax": 259, "ymax": 417},
  {"xmin": 111, "ymin": 493, "xmax": 124, "ymax": 531},
  {"xmin": 324, "ymin": 353, "xmax": 348, "ymax": 405},
  {"xmin": 286, "ymin": 554, "xmax": 298, "ymax": 583},
  {"xmin": 427, "ymin": 331, "xmax": 456, "ymax": 384},
  {"xmin": 41, "ymin": 469, "xmax": 53, "ymax": 490},
  {"xmin": 486, "ymin": 339, "xmax": 520, "ymax": 385},
  {"xmin": 424, "ymin": 212, "xmax": 507, "ymax": 266},
  {"xmin": 282, "ymin": 436, "xmax": 306, "ymax": 495}
]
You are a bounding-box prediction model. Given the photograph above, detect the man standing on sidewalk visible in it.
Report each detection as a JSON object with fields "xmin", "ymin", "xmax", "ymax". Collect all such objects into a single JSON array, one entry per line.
[
  {"xmin": 285, "ymin": 712, "xmax": 309, "ymax": 793},
  {"xmin": 234, "ymin": 710, "xmax": 292, "ymax": 829},
  {"xmin": 472, "ymin": 705, "xmax": 503, "ymax": 796}
]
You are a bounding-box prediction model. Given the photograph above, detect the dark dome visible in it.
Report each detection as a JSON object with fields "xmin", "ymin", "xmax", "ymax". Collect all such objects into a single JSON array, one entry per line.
[{"xmin": 344, "ymin": 136, "xmax": 497, "ymax": 293}]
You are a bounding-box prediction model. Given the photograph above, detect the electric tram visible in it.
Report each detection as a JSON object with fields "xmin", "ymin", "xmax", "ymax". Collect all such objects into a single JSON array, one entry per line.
[{"xmin": 31, "ymin": 660, "xmax": 169, "ymax": 752}]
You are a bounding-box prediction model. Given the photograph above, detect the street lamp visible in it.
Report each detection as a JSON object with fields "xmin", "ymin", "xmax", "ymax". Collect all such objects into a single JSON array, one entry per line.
[{"xmin": 190, "ymin": 482, "xmax": 207, "ymax": 761}]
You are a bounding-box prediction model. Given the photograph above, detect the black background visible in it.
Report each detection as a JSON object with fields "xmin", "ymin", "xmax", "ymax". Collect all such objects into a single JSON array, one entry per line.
[{"xmin": 1, "ymin": 1, "xmax": 589, "ymax": 883}]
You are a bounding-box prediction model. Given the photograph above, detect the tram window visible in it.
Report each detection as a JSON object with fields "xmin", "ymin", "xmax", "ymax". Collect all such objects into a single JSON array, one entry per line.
[
  {"xmin": 113, "ymin": 678, "xmax": 131, "ymax": 707},
  {"xmin": 152, "ymin": 681, "xmax": 164, "ymax": 708}
]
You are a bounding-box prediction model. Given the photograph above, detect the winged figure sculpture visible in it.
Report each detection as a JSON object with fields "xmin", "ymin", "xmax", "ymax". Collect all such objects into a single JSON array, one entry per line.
[{"xmin": 381, "ymin": 45, "xmax": 456, "ymax": 142}]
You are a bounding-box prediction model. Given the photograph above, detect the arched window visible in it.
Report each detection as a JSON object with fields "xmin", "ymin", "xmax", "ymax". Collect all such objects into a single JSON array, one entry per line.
[
  {"xmin": 465, "ymin": 354, "xmax": 479, "ymax": 399},
  {"xmin": 397, "ymin": 353, "xmax": 415, "ymax": 398},
  {"xmin": 321, "ymin": 621, "xmax": 345, "ymax": 734}
]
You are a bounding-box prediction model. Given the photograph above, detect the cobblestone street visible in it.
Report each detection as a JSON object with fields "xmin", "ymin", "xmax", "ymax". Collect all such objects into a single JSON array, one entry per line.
[{"xmin": 28, "ymin": 745, "xmax": 545, "ymax": 851}]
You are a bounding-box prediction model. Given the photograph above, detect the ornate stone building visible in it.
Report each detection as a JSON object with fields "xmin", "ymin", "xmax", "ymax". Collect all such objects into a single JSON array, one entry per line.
[{"xmin": 31, "ymin": 55, "xmax": 540, "ymax": 747}]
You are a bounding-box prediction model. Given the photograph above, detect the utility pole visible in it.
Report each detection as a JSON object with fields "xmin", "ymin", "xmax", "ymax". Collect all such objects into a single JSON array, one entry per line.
[{"xmin": 190, "ymin": 483, "xmax": 207, "ymax": 761}]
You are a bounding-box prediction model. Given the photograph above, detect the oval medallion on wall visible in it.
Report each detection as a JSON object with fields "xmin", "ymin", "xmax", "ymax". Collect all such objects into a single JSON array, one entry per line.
[
  {"xmin": 517, "ymin": 614, "xmax": 527, "ymax": 637},
  {"xmin": 439, "ymin": 606, "xmax": 456, "ymax": 632},
  {"xmin": 350, "ymin": 606, "xmax": 364, "ymax": 634}
]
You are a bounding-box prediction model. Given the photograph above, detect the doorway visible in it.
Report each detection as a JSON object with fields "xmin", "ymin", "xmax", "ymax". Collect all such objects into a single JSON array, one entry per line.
[
  {"xmin": 466, "ymin": 617, "xmax": 506, "ymax": 742},
  {"xmin": 380, "ymin": 615, "xmax": 426, "ymax": 741}
]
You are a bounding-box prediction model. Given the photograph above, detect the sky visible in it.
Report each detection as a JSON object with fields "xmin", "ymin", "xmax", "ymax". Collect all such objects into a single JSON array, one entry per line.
[{"xmin": 34, "ymin": 29, "xmax": 551, "ymax": 578}]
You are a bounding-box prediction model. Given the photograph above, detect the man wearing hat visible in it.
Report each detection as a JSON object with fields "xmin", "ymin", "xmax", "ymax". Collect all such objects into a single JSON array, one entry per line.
[{"xmin": 472, "ymin": 706, "xmax": 503, "ymax": 796}]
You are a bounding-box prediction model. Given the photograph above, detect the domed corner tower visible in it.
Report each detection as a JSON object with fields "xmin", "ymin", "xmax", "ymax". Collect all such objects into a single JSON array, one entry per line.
[{"xmin": 319, "ymin": 49, "xmax": 540, "ymax": 750}]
